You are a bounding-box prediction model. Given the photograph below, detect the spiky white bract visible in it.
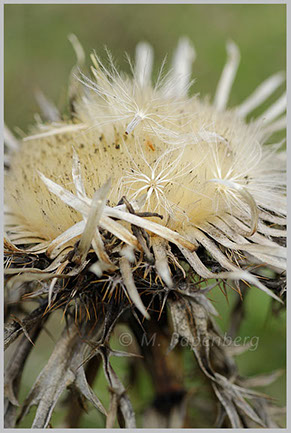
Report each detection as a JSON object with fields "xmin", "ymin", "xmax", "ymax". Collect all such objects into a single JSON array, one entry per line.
[{"xmin": 5, "ymin": 38, "xmax": 286, "ymax": 310}]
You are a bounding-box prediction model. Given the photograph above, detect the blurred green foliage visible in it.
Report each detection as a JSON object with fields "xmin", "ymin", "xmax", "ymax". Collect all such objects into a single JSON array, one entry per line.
[
  {"xmin": 4, "ymin": 3, "xmax": 286, "ymax": 428},
  {"xmin": 5, "ymin": 4, "xmax": 285, "ymax": 130}
]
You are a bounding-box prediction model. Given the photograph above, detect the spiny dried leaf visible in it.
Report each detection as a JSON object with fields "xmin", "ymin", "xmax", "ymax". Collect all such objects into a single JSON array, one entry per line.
[
  {"xmin": 215, "ymin": 374, "xmax": 265, "ymax": 427},
  {"xmin": 4, "ymin": 304, "xmax": 47, "ymax": 350},
  {"xmin": 169, "ymin": 297, "xmax": 215, "ymax": 379},
  {"xmin": 4, "ymin": 325, "xmax": 43, "ymax": 428},
  {"xmin": 240, "ymin": 369, "xmax": 284, "ymax": 388},
  {"xmin": 169, "ymin": 296, "xmax": 268, "ymax": 428},
  {"xmin": 18, "ymin": 322, "xmax": 106, "ymax": 428},
  {"xmin": 99, "ymin": 346, "xmax": 136, "ymax": 428},
  {"xmin": 213, "ymin": 384, "xmax": 242, "ymax": 428},
  {"xmin": 72, "ymin": 353, "xmax": 106, "ymax": 416},
  {"xmin": 18, "ymin": 325, "xmax": 79, "ymax": 427},
  {"xmin": 249, "ymin": 399, "xmax": 284, "ymax": 428}
]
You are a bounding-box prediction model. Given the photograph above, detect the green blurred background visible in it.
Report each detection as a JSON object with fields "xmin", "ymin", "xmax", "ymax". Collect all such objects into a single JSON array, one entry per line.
[
  {"xmin": 5, "ymin": 4, "xmax": 286, "ymax": 131},
  {"xmin": 4, "ymin": 3, "xmax": 286, "ymax": 428}
]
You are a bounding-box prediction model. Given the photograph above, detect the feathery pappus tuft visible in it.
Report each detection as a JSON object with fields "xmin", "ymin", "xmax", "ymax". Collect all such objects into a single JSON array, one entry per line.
[{"xmin": 4, "ymin": 37, "xmax": 286, "ymax": 429}]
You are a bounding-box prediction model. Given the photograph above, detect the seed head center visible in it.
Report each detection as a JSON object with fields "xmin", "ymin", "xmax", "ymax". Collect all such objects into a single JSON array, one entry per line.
[{"xmin": 149, "ymin": 180, "xmax": 158, "ymax": 188}]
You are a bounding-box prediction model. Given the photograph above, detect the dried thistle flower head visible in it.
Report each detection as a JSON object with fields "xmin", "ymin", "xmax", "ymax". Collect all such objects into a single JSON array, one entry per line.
[{"xmin": 4, "ymin": 37, "xmax": 286, "ymax": 429}]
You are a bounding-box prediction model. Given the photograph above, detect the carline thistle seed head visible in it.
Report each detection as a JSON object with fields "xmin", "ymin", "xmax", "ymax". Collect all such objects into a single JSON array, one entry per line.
[
  {"xmin": 4, "ymin": 37, "xmax": 286, "ymax": 311},
  {"xmin": 4, "ymin": 36, "xmax": 286, "ymax": 430}
]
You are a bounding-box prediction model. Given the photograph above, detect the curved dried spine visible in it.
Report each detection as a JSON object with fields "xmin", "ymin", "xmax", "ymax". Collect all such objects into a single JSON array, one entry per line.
[
  {"xmin": 68, "ymin": 33, "xmax": 85, "ymax": 66},
  {"xmin": 179, "ymin": 246, "xmax": 282, "ymax": 303},
  {"xmin": 23, "ymin": 123, "xmax": 88, "ymax": 142},
  {"xmin": 256, "ymin": 92, "xmax": 286, "ymax": 125},
  {"xmin": 198, "ymin": 221, "xmax": 286, "ymax": 264},
  {"xmin": 105, "ymin": 207, "xmax": 196, "ymax": 251},
  {"xmin": 92, "ymin": 230, "xmax": 115, "ymax": 267},
  {"xmin": 119, "ymin": 256, "xmax": 150, "ymax": 319},
  {"xmin": 163, "ymin": 37, "xmax": 196, "ymax": 98},
  {"xmin": 4, "ymin": 253, "xmax": 67, "ymax": 275},
  {"xmin": 6, "ymin": 271, "xmax": 69, "ymax": 292},
  {"xmin": 47, "ymin": 221, "xmax": 85, "ymax": 258},
  {"xmin": 134, "ymin": 41, "xmax": 153, "ymax": 88},
  {"xmin": 201, "ymin": 234, "xmax": 285, "ymax": 272},
  {"xmin": 214, "ymin": 41, "xmax": 240, "ymax": 111},
  {"xmin": 73, "ymin": 180, "xmax": 110, "ymax": 264},
  {"xmin": 257, "ymin": 221, "xmax": 286, "ymax": 237},
  {"xmin": 258, "ymin": 209, "xmax": 286, "ymax": 225},
  {"xmin": 48, "ymin": 260, "xmax": 70, "ymax": 306},
  {"xmin": 185, "ymin": 226, "xmax": 238, "ymax": 272},
  {"xmin": 151, "ymin": 237, "xmax": 173, "ymax": 288},
  {"xmin": 4, "ymin": 124, "xmax": 20, "ymax": 152},
  {"xmin": 236, "ymin": 72, "xmax": 285, "ymax": 118},
  {"xmin": 262, "ymin": 115, "xmax": 286, "ymax": 139},
  {"xmin": 34, "ymin": 90, "xmax": 61, "ymax": 122}
]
